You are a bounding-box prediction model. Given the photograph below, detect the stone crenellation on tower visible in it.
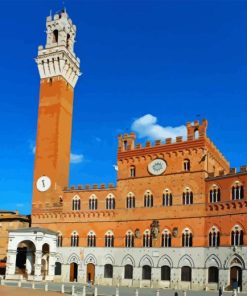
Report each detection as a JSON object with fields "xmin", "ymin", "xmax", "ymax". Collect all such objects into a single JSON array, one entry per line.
[{"xmin": 36, "ymin": 10, "xmax": 80, "ymax": 87}]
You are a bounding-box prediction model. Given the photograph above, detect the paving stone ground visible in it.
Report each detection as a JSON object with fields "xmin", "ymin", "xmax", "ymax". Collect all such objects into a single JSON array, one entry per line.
[{"xmin": 0, "ymin": 286, "xmax": 63, "ymax": 296}]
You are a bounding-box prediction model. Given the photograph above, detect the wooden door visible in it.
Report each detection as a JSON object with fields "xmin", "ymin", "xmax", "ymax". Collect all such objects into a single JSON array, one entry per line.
[
  {"xmin": 230, "ymin": 266, "xmax": 242, "ymax": 290},
  {"xmin": 70, "ymin": 263, "xmax": 75, "ymax": 282},
  {"xmin": 87, "ymin": 263, "xmax": 95, "ymax": 284}
]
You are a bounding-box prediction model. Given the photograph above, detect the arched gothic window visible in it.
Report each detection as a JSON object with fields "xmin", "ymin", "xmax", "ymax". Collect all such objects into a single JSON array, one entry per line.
[
  {"xmin": 231, "ymin": 225, "xmax": 244, "ymax": 246},
  {"xmin": 142, "ymin": 265, "xmax": 151, "ymax": 280},
  {"xmin": 55, "ymin": 262, "xmax": 62, "ymax": 275},
  {"xmin": 144, "ymin": 190, "xmax": 153, "ymax": 207},
  {"xmin": 209, "ymin": 226, "xmax": 220, "ymax": 247},
  {"xmin": 57, "ymin": 232, "xmax": 63, "ymax": 247},
  {"xmin": 183, "ymin": 159, "xmax": 191, "ymax": 172},
  {"xmin": 106, "ymin": 193, "xmax": 115, "ymax": 210},
  {"xmin": 161, "ymin": 265, "xmax": 171, "ymax": 281},
  {"xmin": 182, "ymin": 228, "xmax": 192, "ymax": 247},
  {"xmin": 89, "ymin": 194, "xmax": 98, "ymax": 210},
  {"xmin": 232, "ymin": 181, "xmax": 244, "ymax": 200},
  {"xmin": 72, "ymin": 195, "xmax": 81, "ymax": 211},
  {"xmin": 104, "ymin": 264, "xmax": 113, "ymax": 278},
  {"xmin": 181, "ymin": 266, "xmax": 191, "ymax": 281},
  {"xmin": 143, "ymin": 229, "xmax": 152, "ymax": 247},
  {"xmin": 105, "ymin": 230, "xmax": 114, "ymax": 247},
  {"xmin": 163, "ymin": 189, "xmax": 172, "ymax": 206},
  {"xmin": 87, "ymin": 231, "xmax": 96, "ymax": 247},
  {"xmin": 126, "ymin": 192, "xmax": 135, "ymax": 209},
  {"xmin": 71, "ymin": 231, "xmax": 79, "ymax": 247},
  {"xmin": 125, "ymin": 231, "xmax": 134, "ymax": 248},
  {"xmin": 130, "ymin": 165, "xmax": 136, "ymax": 177},
  {"xmin": 182, "ymin": 187, "xmax": 193, "ymax": 205},
  {"xmin": 124, "ymin": 264, "xmax": 133, "ymax": 279},
  {"xmin": 208, "ymin": 267, "xmax": 219, "ymax": 283},
  {"xmin": 209, "ymin": 185, "xmax": 221, "ymax": 203},
  {"xmin": 161, "ymin": 229, "xmax": 171, "ymax": 247}
]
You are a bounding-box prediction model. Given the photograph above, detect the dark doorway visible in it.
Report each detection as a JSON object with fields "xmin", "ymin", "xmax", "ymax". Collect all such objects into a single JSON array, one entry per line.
[
  {"xmin": 15, "ymin": 240, "xmax": 36, "ymax": 278},
  {"xmin": 70, "ymin": 262, "xmax": 78, "ymax": 282},
  {"xmin": 230, "ymin": 266, "xmax": 242, "ymax": 290}
]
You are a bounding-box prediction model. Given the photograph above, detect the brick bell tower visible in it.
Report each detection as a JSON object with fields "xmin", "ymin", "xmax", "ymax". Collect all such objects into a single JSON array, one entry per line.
[{"xmin": 32, "ymin": 10, "xmax": 80, "ymax": 212}]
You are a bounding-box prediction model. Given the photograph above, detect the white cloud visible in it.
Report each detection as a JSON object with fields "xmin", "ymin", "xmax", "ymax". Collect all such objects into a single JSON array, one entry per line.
[
  {"xmin": 113, "ymin": 164, "xmax": 118, "ymax": 171},
  {"xmin": 131, "ymin": 114, "xmax": 186, "ymax": 141},
  {"xmin": 29, "ymin": 141, "xmax": 36, "ymax": 154},
  {"xmin": 95, "ymin": 137, "xmax": 102, "ymax": 143},
  {"xmin": 70, "ymin": 153, "xmax": 84, "ymax": 164}
]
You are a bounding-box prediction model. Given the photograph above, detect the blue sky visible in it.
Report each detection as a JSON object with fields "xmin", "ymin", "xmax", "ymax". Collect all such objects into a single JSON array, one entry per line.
[{"xmin": 0, "ymin": 0, "xmax": 246, "ymax": 214}]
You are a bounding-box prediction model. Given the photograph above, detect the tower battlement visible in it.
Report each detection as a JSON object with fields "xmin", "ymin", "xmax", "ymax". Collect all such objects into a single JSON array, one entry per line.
[
  {"xmin": 118, "ymin": 119, "xmax": 208, "ymax": 153},
  {"xmin": 36, "ymin": 10, "xmax": 80, "ymax": 88}
]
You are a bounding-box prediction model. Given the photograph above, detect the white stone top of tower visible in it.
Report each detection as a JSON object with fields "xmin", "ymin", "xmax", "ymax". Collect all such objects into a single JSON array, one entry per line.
[{"xmin": 36, "ymin": 10, "xmax": 81, "ymax": 88}]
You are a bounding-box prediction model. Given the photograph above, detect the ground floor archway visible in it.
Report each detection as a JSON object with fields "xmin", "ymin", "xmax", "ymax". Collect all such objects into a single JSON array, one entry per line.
[
  {"xmin": 15, "ymin": 240, "xmax": 35, "ymax": 278},
  {"xmin": 70, "ymin": 263, "xmax": 78, "ymax": 282},
  {"xmin": 87, "ymin": 263, "xmax": 95, "ymax": 284},
  {"xmin": 230, "ymin": 266, "xmax": 242, "ymax": 290}
]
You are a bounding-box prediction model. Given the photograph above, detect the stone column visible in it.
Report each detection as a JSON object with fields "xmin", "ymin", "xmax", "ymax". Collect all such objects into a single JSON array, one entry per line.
[
  {"xmin": 34, "ymin": 250, "xmax": 42, "ymax": 281},
  {"xmin": 26, "ymin": 251, "xmax": 34, "ymax": 275},
  {"xmin": 5, "ymin": 250, "xmax": 17, "ymax": 278},
  {"xmin": 132, "ymin": 267, "xmax": 141, "ymax": 287},
  {"xmin": 219, "ymin": 268, "xmax": 228, "ymax": 289},
  {"xmin": 242, "ymin": 269, "xmax": 247, "ymax": 291},
  {"xmin": 171, "ymin": 267, "xmax": 180, "ymax": 289},
  {"xmin": 151, "ymin": 267, "xmax": 160, "ymax": 288},
  {"xmin": 46, "ymin": 252, "xmax": 56, "ymax": 280}
]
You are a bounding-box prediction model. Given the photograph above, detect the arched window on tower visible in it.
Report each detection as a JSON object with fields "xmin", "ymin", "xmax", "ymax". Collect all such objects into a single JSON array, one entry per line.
[
  {"xmin": 130, "ymin": 165, "xmax": 136, "ymax": 177},
  {"xmin": 126, "ymin": 192, "xmax": 135, "ymax": 209},
  {"xmin": 89, "ymin": 194, "xmax": 98, "ymax": 210},
  {"xmin": 105, "ymin": 230, "xmax": 114, "ymax": 247},
  {"xmin": 87, "ymin": 231, "xmax": 96, "ymax": 247},
  {"xmin": 66, "ymin": 34, "xmax": 70, "ymax": 49},
  {"xmin": 57, "ymin": 232, "xmax": 63, "ymax": 247},
  {"xmin": 194, "ymin": 129, "xmax": 199, "ymax": 140},
  {"xmin": 161, "ymin": 229, "xmax": 171, "ymax": 247},
  {"xmin": 53, "ymin": 30, "xmax": 58, "ymax": 43},
  {"xmin": 231, "ymin": 225, "xmax": 244, "ymax": 246},
  {"xmin": 209, "ymin": 184, "xmax": 221, "ymax": 203},
  {"xmin": 182, "ymin": 228, "xmax": 192, "ymax": 247},
  {"xmin": 143, "ymin": 229, "xmax": 152, "ymax": 247},
  {"xmin": 106, "ymin": 193, "xmax": 115, "ymax": 210},
  {"xmin": 71, "ymin": 231, "xmax": 79, "ymax": 247},
  {"xmin": 182, "ymin": 187, "xmax": 193, "ymax": 205},
  {"xmin": 232, "ymin": 181, "xmax": 244, "ymax": 200},
  {"xmin": 72, "ymin": 195, "xmax": 81, "ymax": 211},
  {"xmin": 183, "ymin": 159, "xmax": 191, "ymax": 172},
  {"xmin": 125, "ymin": 230, "xmax": 134, "ymax": 248},
  {"xmin": 163, "ymin": 189, "xmax": 172, "ymax": 206},
  {"xmin": 208, "ymin": 226, "xmax": 220, "ymax": 247},
  {"xmin": 144, "ymin": 190, "xmax": 153, "ymax": 207}
]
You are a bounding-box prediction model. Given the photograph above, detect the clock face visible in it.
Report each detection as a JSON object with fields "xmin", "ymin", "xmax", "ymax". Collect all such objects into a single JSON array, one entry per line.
[
  {"xmin": 36, "ymin": 176, "xmax": 51, "ymax": 192},
  {"xmin": 148, "ymin": 159, "xmax": 167, "ymax": 175}
]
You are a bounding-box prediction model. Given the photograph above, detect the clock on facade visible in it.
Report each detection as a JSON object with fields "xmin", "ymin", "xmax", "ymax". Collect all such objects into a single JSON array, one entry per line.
[
  {"xmin": 148, "ymin": 159, "xmax": 167, "ymax": 175},
  {"xmin": 36, "ymin": 176, "xmax": 51, "ymax": 192}
]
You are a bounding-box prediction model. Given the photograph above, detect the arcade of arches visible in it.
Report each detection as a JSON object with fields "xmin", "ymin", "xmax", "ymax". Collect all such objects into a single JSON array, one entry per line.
[{"xmin": 6, "ymin": 228, "xmax": 57, "ymax": 281}]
